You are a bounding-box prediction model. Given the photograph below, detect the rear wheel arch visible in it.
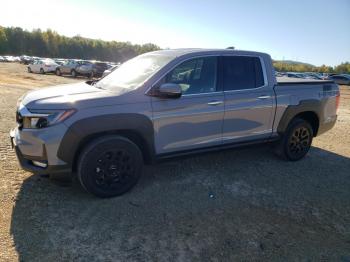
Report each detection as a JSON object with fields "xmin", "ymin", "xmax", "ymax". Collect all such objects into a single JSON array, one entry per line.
[
  {"xmin": 292, "ymin": 111, "xmax": 319, "ymax": 136},
  {"xmin": 274, "ymin": 117, "xmax": 314, "ymax": 161},
  {"xmin": 277, "ymin": 100, "xmax": 323, "ymax": 137}
]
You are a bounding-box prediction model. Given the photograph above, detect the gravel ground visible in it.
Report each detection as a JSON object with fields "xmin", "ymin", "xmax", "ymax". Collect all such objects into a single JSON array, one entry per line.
[{"xmin": 0, "ymin": 63, "xmax": 350, "ymax": 261}]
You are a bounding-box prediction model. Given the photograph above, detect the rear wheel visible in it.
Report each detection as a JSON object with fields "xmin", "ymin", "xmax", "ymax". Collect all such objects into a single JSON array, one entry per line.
[
  {"xmin": 77, "ymin": 136, "xmax": 143, "ymax": 198},
  {"xmin": 40, "ymin": 68, "xmax": 45, "ymax": 74},
  {"xmin": 56, "ymin": 68, "xmax": 61, "ymax": 76},
  {"xmin": 275, "ymin": 118, "xmax": 313, "ymax": 161}
]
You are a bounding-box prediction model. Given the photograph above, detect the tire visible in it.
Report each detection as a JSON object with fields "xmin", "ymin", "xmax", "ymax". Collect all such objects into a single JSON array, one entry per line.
[
  {"xmin": 89, "ymin": 71, "xmax": 94, "ymax": 79},
  {"xmin": 77, "ymin": 136, "xmax": 143, "ymax": 198},
  {"xmin": 71, "ymin": 69, "xmax": 77, "ymax": 77},
  {"xmin": 56, "ymin": 68, "xmax": 61, "ymax": 76},
  {"xmin": 27, "ymin": 67, "xmax": 32, "ymax": 73},
  {"xmin": 275, "ymin": 118, "xmax": 313, "ymax": 161},
  {"xmin": 40, "ymin": 68, "xmax": 45, "ymax": 74}
]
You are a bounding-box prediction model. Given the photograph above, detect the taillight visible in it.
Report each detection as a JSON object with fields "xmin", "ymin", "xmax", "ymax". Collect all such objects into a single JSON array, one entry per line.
[{"xmin": 336, "ymin": 92, "xmax": 340, "ymax": 113}]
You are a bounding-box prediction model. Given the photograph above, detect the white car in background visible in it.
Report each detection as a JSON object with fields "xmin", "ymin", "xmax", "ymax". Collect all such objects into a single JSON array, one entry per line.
[{"xmin": 28, "ymin": 59, "xmax": 59, "ymax": 74}]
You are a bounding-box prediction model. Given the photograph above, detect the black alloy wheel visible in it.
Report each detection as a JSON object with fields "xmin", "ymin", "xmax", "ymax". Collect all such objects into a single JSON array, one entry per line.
[
  {"xmin": 275, "ymin": 118, "xmax": 313, "ymax": 161},
  {"xmin": 287, "ymin": 126, "xmax": 312, "ymax": 159},
  {"xmin": 77, "ymin": 136, "xmax": 143, "ymax": 198}
]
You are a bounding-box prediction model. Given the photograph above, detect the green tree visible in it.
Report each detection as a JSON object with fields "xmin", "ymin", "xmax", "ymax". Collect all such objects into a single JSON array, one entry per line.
[
  {"xmin": 0, "ymin": 26, "xmax": 160, "ymax": 62},
  {"xmin": 0, "ymin": 26, "xmax": 8, "ymax": 53}
]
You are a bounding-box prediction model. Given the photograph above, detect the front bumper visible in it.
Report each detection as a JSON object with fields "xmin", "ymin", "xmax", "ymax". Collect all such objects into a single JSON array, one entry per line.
[{"xmin": 10, "ymin": 126, "xmax": 71, "ymax": 175}]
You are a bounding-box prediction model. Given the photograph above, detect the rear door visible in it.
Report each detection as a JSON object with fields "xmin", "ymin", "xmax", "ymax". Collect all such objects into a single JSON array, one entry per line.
[
  {"xmin": 221, "ymin": 55, "xmax": 274, "ymax": 143},
  {"xmin": 151, "ymin": 56, "xmax": 224, "ymax": 154}
]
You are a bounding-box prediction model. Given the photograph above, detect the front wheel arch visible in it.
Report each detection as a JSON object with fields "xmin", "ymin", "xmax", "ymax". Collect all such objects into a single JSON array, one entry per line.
[
  {"xmin": 57, "ymin": 114, "xmax": 155, "ymax": 168},
  {"xmin": 72, "ymin": 130, "xmax": 153, "ymax": 173}
]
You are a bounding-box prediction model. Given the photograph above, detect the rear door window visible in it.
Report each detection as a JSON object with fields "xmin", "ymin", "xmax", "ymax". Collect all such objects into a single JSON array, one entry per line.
[{"xmin": 222, "ymin": 56, "xmax": 264, "ymax": 91}]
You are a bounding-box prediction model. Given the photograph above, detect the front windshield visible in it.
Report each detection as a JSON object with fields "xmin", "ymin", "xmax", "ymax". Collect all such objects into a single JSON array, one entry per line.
[{"xmin": 95, "ymin": 54, "xmax": 173, "ymax": 91}]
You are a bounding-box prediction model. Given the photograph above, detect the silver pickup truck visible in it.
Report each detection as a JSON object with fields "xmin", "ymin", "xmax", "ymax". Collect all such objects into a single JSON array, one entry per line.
[{"xmin": 10, "ymin": 49, "xmax": 340, "ymax": 197}]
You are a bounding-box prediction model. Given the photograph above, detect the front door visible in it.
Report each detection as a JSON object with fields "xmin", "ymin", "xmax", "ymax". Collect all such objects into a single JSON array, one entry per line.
[{"xmin": 151, "ymin": 56, "xmax": 224, "ymax": 154}]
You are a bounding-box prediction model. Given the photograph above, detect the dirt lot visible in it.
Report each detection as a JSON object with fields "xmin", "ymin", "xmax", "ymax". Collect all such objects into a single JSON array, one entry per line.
[{"xmin": 0, "ymin": 63, "xmax": 350, "ymax": 261}]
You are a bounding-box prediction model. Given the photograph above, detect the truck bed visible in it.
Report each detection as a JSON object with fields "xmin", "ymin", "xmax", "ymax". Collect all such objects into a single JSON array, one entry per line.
[{"xmin": 276, "ymin": 76, "xmax": 334, "ymax": 85}]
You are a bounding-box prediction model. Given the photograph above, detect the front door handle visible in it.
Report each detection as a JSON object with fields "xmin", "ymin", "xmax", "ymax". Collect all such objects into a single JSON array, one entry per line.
[
  {"xmin": 207, "ymin": 101, "xmax": 223, "ymax": 106},
  {"xmin": 257, "ymin": 95, "xmax": 271, "ymax": 99}
]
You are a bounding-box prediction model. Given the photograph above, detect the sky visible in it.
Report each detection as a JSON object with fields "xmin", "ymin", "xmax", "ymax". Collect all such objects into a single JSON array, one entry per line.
[{"xmin": 1, "ymin": 0, "xmax": 349, "ymax": 66}]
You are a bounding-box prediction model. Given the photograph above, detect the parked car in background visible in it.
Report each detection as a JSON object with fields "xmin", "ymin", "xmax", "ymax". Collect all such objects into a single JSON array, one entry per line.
[
  {"xmin": 75, "ymin": 61, "xmax": 109, "ymax": 78},
  {"xmin": 54, "ymin": 58, "xmax": 67, "ymax": 66},
  {"xmin": 2, "ymin": 56, "xmax": 17, "ymax": 62},
  {"xmin": 20, "ymin": 55, "xmax": 33, "ymax": 65},
  {"xmin": 28, "ymin": 59, "xmax": 59, "ymax": 74},
  {"xmin": 286, "ymin": 72, "xmax": 304, "ymax": 78},
  {"xmin": 0, "ymin": 56, "xmax": 5, "ymax": 62},
  {"xmin": 330, "ymin": 74, "xmax": 350, "ymax": 85},
  {"xmin": 55, "ymin": 60, "xmax": 88, "ymax": 77},
  {"xmin": 303, "ymin": 72, "xmax": 322, "ymax": 80},
  {"xmin": 102, "ymin": 64, "xmax": 119, "ymax": 77}
]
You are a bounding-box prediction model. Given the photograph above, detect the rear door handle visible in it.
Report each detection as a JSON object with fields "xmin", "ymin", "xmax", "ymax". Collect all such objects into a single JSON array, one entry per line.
[
  {"xmin": 257, "ymin": 95, "xmax": 271, "ymax": 99},
  {"xmin": 207, "ymin": 101, "xmax": 223, "ymax": 106}
]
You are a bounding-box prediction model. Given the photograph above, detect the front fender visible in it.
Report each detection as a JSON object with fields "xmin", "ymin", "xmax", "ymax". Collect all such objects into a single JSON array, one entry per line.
[{"xmin": 57, "ymin": 113, "xmax": 155, "ymax": 165}]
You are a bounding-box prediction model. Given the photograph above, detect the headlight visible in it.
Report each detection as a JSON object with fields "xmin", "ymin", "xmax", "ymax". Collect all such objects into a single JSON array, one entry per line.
[{"xmin": 22, "ymin": 109, "xmax": 76, "ymax": 129}]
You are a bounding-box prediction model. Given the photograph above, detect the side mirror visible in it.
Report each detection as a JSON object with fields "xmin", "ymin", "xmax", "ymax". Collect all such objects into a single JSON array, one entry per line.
[{"xmin": 157, "ymin": 83, "xmax": 182, "ymax": 98}]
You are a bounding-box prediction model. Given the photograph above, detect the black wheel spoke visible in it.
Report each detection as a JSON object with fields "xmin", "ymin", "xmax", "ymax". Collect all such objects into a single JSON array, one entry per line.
[
  {"xmin": 92, "ymin": 149, "xmax": 134, "ymax": 188},
  {"xmin": 288, "ymin": 126, "xmax": 311, "ymax": 158}
]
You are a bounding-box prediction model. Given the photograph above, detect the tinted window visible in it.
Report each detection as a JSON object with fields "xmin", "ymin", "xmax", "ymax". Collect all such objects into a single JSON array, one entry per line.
[
  {"xmin": 254, "ymin": 58, "xmax": 264, "ymax": 87},
  {"xmin": 223, "ymin": 56, "xmax": 264, "ymax": 91},
  {"xmin": 165, "ymin": 57, "xmax": 217, "ymax": 95}
]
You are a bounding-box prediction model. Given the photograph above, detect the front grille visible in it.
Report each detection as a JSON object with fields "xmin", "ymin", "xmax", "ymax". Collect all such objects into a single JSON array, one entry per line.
[{"xmin": 16, "ymin": 110, "xmax": 23, "ymax": 129}]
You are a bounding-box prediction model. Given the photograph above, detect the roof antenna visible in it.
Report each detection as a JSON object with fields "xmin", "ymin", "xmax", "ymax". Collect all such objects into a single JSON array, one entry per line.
[{"xmin": 226, "ymin": 46, "xmax": 235, "ymax": 50}]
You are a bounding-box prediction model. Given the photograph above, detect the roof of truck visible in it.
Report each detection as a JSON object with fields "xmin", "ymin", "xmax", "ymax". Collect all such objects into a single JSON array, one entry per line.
[{"xmin": 148, "ymin": 48, "xmax": 269, "ymax": 57}]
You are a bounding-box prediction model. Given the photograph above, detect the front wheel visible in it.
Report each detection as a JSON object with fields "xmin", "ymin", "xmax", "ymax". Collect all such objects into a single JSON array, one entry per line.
[
  {"xmin": 40, "ymin": 68, "xmax": 45, "ymax": 74},
  {"xmin": 27, "ymin": 67, "xmax": 32, "ymax": 73},
  {"xmin": 77, "ymin": 136, "xmax": 143, "ymax": 198},
  {"xmin": 275, "ymin": 118, "xmax": 313, "ymax": 161}
]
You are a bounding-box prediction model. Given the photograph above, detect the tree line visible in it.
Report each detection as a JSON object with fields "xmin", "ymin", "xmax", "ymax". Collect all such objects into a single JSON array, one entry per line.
[
  {"xmin": 273, "ymin": 61, "xmax": 350, "ymax": 74},
  {"xmin": 0, "ymin": 26, "xmax": 349, "ymax": 73},
  {"xmin": 0, "ymin": 26, "xmax": 160, "ymax": 63}
]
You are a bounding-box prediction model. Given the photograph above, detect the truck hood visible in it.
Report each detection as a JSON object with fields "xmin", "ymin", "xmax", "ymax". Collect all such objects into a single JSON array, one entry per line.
[{"xmin": 20, "ymin": 82, "xmax": 141, "ymax": 110}]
